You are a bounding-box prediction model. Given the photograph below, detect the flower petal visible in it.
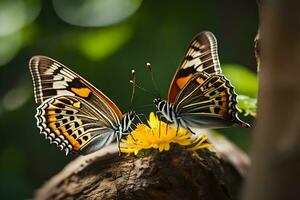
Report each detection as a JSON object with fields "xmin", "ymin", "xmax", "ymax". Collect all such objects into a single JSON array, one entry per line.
[{"xmin": 120, "ymin": 112, "xmax": 212, "ymax": 155}]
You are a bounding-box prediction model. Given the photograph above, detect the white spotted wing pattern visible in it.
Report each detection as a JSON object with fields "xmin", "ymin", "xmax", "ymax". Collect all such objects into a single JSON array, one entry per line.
[{"xmin": 29, "ymin": 56, "xmax": 135, "ymax": 155}]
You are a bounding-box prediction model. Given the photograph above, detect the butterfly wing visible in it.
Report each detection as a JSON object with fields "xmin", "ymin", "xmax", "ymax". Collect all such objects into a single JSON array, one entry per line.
[
  {"xmin": 36, "ymin": 95, "xmax": 118, "ymax": 155},
  {"xmin": 29, "ymin": 56, "xmax": 123, "ymax": 121},
  {"xmin": 168, "ymin": 31, "xmax": 221, "ymax": 103},
  {"xmin": 174, "ymin": 72, "xmax": 249, "ymax": 129},
  {"xmin": 29, "ymin": 56, "xmax": 126, "ymax": 154}
]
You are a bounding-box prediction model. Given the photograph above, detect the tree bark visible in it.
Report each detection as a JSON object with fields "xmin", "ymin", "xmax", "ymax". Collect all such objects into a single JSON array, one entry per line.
[
  {"xmin": 34, "ymin": 133, "xmax": 249, "ymax": 200},
  {"xmin": 243, "ymin": 1, "xmax": 300, "ymax": 200}
]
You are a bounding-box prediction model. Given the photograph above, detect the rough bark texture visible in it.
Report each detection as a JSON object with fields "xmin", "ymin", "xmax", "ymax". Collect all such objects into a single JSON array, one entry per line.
[
  {"xmin": 243, "ymin": 1, "xmax": 300, "ymax": 200},
  {"xmin": 34, "ymin": 133, "xmax": 249, "ymax": 200}
]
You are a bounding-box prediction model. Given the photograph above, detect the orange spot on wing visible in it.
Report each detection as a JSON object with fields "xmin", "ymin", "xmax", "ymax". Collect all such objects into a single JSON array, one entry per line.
[
  {"xmin": 47, "ymin": 115, "xmax": 56, "ymax": 122},
  {"xmin": 78, "ymin": 80, "xmax": 123, "ymax": 119},
  {"xmin": 49, "ymin": 122, "xmax": 61, "ymax": 135},
  {"xmin": 219, "ymin": 108, "xmax": 228, "ymax": 116},
  {"xmin": 196, "ymin": 78, "xmax": 205, "ymax": 84},
  {"xmin": 71, "ymin": 87, "xmax": 91, "ymax": 98},
  {"xmin": 73, "ymin": 101, "xmax": 81, "ymax": 108},
  {"xmin": 47, "ymin": 110, "xmax": 57, "ymax": 122},
  {"xmin": 47, "ymin": 110, "xmax": 55, "ymax": 115},
  {"xmin": 49, "ymin": 122, "xmax": 56, "ymax": 129},
  {"xmin": 220, "ymin": 91, "xmax": 227, "ymax": 96},
  {"xmin": 60, "ymin": 126, "xmax": 80, "ymax": 151},
  {"xmin": 219, "ymin": 94, "xmax": 229, "ymax": 115},
  {"xmin": 221, "ymin": 96, "xmax": 227, "ymax": 101},
  {"xmin": 176, "ymin": 74, "xmax": 193, "ymax": 89}
]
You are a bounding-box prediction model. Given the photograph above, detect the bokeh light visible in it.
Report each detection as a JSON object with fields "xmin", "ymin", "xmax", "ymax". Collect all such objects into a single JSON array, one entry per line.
[
  {"xmin": 0, "ymin": 0, "xmax": 41, "ymax": 37},
  {"xmin": 0, "ymin": 32, "xmax": 22, "ymax": 67},
  {"xmin": 78, "ymin": 25, "xmax": 133, "ymax": 60},
  {"xmin": 0, "ymin": 0, "xmax": 41, "ymax": 66},
  {"xmin": 53, "ymin": 0, "xmax": 143, "ymax": 27},
  {"xmin": 2, "ymin": 83, "xmax": 31, "ymax": 112}
]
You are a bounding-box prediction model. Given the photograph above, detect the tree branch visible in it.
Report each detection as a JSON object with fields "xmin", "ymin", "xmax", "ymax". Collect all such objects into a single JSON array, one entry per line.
[{"xmin": 34, "ymin": 133, "xmax": 249, "ymax": 200}]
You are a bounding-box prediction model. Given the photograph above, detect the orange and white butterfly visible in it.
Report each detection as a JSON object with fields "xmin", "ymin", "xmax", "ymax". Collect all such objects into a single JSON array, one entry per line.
[
  {"xmin": 29, "ymin": 56, "xmax": 136, "ymax": 155},
  {"xmin": 154, "ymin": 31, "xmax": 250, "ymax": 133}
]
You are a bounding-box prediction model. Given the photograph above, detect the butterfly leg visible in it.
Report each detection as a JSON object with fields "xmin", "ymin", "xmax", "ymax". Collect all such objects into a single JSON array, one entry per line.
[
  {"xmin": 120, "ymin": 127, "xmax": 137, "ymax": 142},
  {"xmin": 155, "ymin": 110, "xmax": 162, "ymax": 119},
  {"xmin": 116, "ymin": 132, "xmax": 122, "ymax": 156},
  {"xmin": 157, "ymin": 111, "xmax": 163, "ymax": 138},
  {"xmin": 156, "ymin": 111, "xmax": 170, "ymax": 137},
  {"xmin": 166, "ymin": 122, "xmax": 169, "ymax": 136},
  {"xmin": 136, "ymin": 113, "xmax": 146, "ymax": 124},
  {"xmin": 155, "ymin": 110, "xmax": 170, "ymax": 124},
  {"xmin": 154, "ymin": 111, "xmax": 166, "ymax": 137},
  {"xmin": 154, "ymin": 111, "xmax": 161, "ymax": 137},
  {"xmin": 124, "ymin": 113, "xmax": 144, "ymax": 133},
  {"xmin": 139, "ymin": 113, "xmax": 149, "ymax": 122},
  {"xmin": 129, "ymin": 134, "xmax": 137, "ymax": 142},
  {"xmin": 175, "ymin": 122, "xmax": 179, "ymax": 136},
  {"xmin": 187, "ymin": 127, "xmax": 197, "ymax": 135}
]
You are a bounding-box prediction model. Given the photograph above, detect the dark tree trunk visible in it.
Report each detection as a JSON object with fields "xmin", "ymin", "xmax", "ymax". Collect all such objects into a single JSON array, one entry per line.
[
  {"xmin": 34, "ymin": 133, "xmax": 249, "ymax": 200},
  {"xmin": 243, "ymin": 1, "xmax": 300, "ymax": 200}
]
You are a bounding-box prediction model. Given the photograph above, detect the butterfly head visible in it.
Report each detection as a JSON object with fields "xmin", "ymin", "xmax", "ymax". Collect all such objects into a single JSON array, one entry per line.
[
  {"xmin": 121, "ymin": 111, "xmax": 136, "ymax": 132},
  {"xmin": 128, "ymin": 110, "xmax": 136, "ymax": 121},
  {"xmin": 153, "ymin": 97, "xmax": 162, "ymax": 106}
]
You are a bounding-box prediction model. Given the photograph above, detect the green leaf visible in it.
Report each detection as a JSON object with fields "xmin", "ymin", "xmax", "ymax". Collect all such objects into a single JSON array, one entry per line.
[
  {"xmin": 237, "ymin": 95, "xmax": 257, "ymax": 117},
  {"xmin": 222, "ymin": 64, "xmax": 258, "ymax": 97}
]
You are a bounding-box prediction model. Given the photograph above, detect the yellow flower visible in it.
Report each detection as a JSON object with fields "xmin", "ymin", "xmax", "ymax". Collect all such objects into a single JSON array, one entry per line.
[{"xmin": 120, "ymin": 112, "xmax": 212, "ymax": 155}]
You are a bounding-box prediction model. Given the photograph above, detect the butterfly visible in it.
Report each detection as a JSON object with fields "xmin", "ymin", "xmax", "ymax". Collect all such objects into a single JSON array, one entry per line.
[
  {"xmin": 29, "ymin": 56, "xmax": 136, "ymax": 155},
  {"xmin": 153, "ymin": 31, "xmax": 250, "ymax": 133}
]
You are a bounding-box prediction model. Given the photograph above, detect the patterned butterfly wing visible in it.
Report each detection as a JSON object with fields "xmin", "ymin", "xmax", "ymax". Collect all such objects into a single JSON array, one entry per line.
[
  {"xmin": 168, "ymin": 31, "xmax": 221, "ymax": 103},
  {"xmin": 174, "ymin": 72, "xmax": 249, "ymax": 129},
  {"xmin": 36, "ymin": 95, "xmax": 119, "ymax": 155},
  {"xmin": 29, "ymin": 56, "xmax": 127, "ymax": 154},
  {"xmin": 29, "ymin": 56, "xmax": 123, "ymax": 121}
]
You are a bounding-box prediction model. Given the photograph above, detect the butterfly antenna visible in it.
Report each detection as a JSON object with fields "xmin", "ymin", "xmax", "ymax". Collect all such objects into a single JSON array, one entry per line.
[
  {"xmin": 134, "ymin": 103, "xmax": 154, "ymax": 110},
  {"xmin": 130, "ymin": 69, "xmax": 136, "ymax": 110},
  {"xmin": 146, "ymin": 62, "xmax": 160, "ymax": 97},
  {"xmin": 135, "ymin": 114, "xmax": 145, "ymax": 124},
  {"xmin": 130, "ymin": 79, "xmax": 156, "ymax": 97},
  {"xmin": 137, "ymin": 113, "xmax": 149, "ymax": 123}
]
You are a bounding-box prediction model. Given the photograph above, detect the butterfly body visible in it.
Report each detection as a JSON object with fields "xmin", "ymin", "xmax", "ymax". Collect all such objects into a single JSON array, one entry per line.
[
  {"xmin": 154, "ymin": 31, "xmax": 249, "ymax": 132},
  {"xmin": 30, "ymin": 56, "xmax": 135, "ymax": 155},
  {"xmin": 155, "ymin": 101, "xmax": 225, "ymax": 131},
  {"xmin": 154, "ymin": 74, "xmax": 243, "ymax": 130}
]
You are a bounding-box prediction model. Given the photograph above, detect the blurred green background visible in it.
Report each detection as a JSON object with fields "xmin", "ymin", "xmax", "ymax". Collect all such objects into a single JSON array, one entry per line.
[{"xmin": 0, "ymin": 0, "xmax": 258, "ymax": 199}]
